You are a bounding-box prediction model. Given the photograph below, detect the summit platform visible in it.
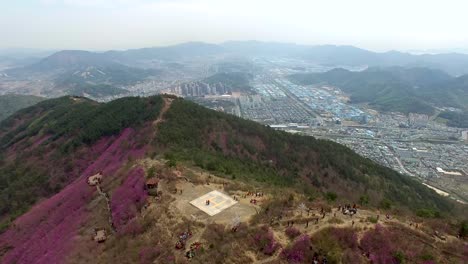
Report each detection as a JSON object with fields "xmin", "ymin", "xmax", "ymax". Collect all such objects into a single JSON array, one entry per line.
[{"xmin": 189, "ymin": 190, "xmax": 237, "ymax": 216}]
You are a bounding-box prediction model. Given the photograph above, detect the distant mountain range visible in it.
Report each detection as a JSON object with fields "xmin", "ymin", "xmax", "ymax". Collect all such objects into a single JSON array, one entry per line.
[
  {"xmin": 2, "ymin": 41, "xmax": 468, "ymax": 102},
  {"xmin": 0, "ymin": 48, "xmax": 56, "ymax": 70},
  {"xmin": 290, "ymin": 67, "xmax": 468, "ymax": 115},
  {"xmin": 3, "ymin": 50, "xmax": 162, "ymax": 98},
  {"xmin": 221, "ymin": 41, "xmax": 468, "ymax": 76},
  {"xmin": 6, "ymin": 41, "xmax": 468, "ymax": 75}
]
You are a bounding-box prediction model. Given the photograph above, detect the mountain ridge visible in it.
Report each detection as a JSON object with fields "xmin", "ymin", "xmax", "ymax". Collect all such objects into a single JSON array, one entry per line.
[
  {"xmin": 6, "ymin": 41, "xmax": 468, "ymax": 75},
  {"xmin": 0, "ymin": 94, "xmax": 465, "ymax": 264}
]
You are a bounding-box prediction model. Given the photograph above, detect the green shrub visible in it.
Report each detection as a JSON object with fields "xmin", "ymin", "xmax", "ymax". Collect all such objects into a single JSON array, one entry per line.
[
  {"xmin": 359, "ymin": 194, "xmax": 369, "ymax": 205},
  {"xmin": 416, "ymin": 208, "xmax": 441, "ymax": 218},
  {"xmin": 394, "ymin": 251, "xmax": 405, "ymax": 264},
  {"xmin": 325, "ymin": 192, "xmax": 337, "ymax": 202},
  {"xmin": 367, "ymin": 216, "xmax": 379, "ymax": 224},
  {"xmin": 420, "ymin": 253, "xmax": 434, "ymax": 261},
  {"xmin": 147, "ymin": 166, "xmax": 156, "ymax": 178},
  {"xmin": 379, "ymin": 199, "xmax": 392, "ymax": 210}
]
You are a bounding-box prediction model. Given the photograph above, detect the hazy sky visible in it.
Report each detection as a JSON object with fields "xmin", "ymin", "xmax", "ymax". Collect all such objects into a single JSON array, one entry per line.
[{"xmin": 1, "ymin": 0, "xmax": 468, "ymax": 51}]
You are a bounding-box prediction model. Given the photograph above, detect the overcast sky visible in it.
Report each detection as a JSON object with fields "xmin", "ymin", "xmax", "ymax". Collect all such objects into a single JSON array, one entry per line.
[{"xmin": 1, "ymin": 0, "xmax": 467, "ymax": 52}]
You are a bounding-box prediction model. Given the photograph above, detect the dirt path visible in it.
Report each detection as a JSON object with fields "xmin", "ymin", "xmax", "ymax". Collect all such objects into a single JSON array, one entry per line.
[
  {"xmin": 96, "ymin": 184, "xmax": 116, "ymax": 233},
  {"xmin": 153, "ymin": 97, "xmax": 173, "ymax": 128}
]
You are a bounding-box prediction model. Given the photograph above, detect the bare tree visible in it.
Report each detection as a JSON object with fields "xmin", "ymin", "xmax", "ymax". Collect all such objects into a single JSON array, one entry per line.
[{"xmin": 298, "ymin": 203, "xmax": 307, "ymax": 217}]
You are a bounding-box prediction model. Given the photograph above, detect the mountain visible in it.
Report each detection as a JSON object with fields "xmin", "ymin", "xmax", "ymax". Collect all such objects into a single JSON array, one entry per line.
[
  {"xmin": 289, "ymin": 67, "xmax": 468, "ymax": 115},
  {"xmin": 5, "ymin": 41, "xmax": 468, "ymax": 90},
  {"xmin": 0, "ymin": 95, "xmax": 465, "ymax": 264},
  {"xmin": 0, "ymin": 94, "xmax": 45, "ymax": 121},
  {"xmin": 26, "ymin": 50, "xmax": 113, "ymax": 71},
  {"xmin": 437, "ymin": 111, "xmax": 468, "ymax": 128},
  {"xmin": 298, "ymin": 46, "xmax": 468, "ymax": 76},
  {"xmin": 106, "ymin": 42, "xmax": 226, "ymax": 62},
  {"xmin": 220, "ymin": 41, "xmax": 305, "ymax": 57},
  {"xmin": 0, "ymin": 49, "xmax": 55, "ymax": 70},
  {"xmin": 221, "ymin": 41, "xmax": 468, "ymax": 76},
  {"xmin": 17, "ymin": 50, "xmax": 160, "ymax": 82},
  {"xmin": 4, "ymin": 50, "xmax": 160, "ymax": 98},
  {"xmin": 15, "ymin": 41, "xmax": 468, "ymax": 75}
]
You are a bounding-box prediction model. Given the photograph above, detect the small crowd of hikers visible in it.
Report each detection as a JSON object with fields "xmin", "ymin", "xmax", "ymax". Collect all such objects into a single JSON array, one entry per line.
[
  {"xmin": 312, "ymin": 253, "xmax": 328, "ymax": 264},
  {"xmin": 338, "ymin": 203, "xmax": 358, "ymax": 216}
]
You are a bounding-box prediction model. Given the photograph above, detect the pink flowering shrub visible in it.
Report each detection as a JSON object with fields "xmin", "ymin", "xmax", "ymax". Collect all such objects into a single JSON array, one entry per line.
[
  {"xmin": 360, "ymin": 225, "xmax": 397, "ymax": 264},
  {"xmin": 79, "ymin": 129, "xmax": 146, "ymax": 178},
  {"xmin": 330, "ymin": 227, "xmax": 358, "ymax": 249},
  {"xmin": 30, "ymin": 134, "xmax": 51, "ymax": 149},
  {"xmin": 111, "ymin": 167, "xmax": 147, "ymax": 233},
  {"xmin": 0, "ymin": 178, "xmax": 92, "ymax": 264},
  {"xmin": 0, "ymin": 128, "xmax": 147, "ymax": 264},
  {"xmin": 139, "ymin": 246, "xmax": 162, "ymax": 264},
  {"xmin": 285, "ymin": 226, "xmax": 301, "ymax": 239},
  {"xmin": 281, "ymin": 234, "xmax": 312, "ymax": 263},
  {"xmin": 310, "ymin": 227, "xmax": 362, "ymax": 263},
  {"xmin": 252, "ymin": 226, "xmax": 280, "ymax": 255}
]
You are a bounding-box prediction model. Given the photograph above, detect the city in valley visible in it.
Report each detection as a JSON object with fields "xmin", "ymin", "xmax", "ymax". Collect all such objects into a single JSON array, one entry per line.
[
  {"xmin": 2, "ymin": 53, "xmax": 467, "ymax": 205},
  {"xmin": 163, "ymin": 58, "xmax": 468, "ymax": 205}
]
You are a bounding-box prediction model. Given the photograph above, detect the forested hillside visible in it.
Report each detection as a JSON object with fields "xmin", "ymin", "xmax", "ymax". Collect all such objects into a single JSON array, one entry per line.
[
  {"xmin": 0, "ymin": 95, "xmax": 458, "ymax": 227},
  {"xmin": 203, "ymin": 72, "xmax": 253, "ymax": 93},
  {"xmin": 0, "ymin": 95, "xmax": 466, "ymax": 264},
  {"xmin": 290, "ymin": 67, "xmax": 468, "ymax": 115},
  {"xmin": 154, "ymin": 98, "xmax": 455, "ymax": 213},
  {"xmin": 0, "ymin": 96, "xmax": 164, "ymax": 225}
]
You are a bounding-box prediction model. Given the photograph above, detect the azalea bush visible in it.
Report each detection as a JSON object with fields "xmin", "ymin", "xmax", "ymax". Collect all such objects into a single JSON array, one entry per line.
[
  {"xmin": 330, "ymin": 227, "xmax": 359, "ymax": 249},
  {"xmin": 281, "ymin": 234, "xmax": 313, "ymax": 263},
  {"xmin": 311, "ymin": 227, "xmax": 361, "ymax": 263},
  {"xmin": 252, "ymin": 226, "xmax": 280, "ymax": 255},
  {"xmin": 285, "ymin": 226, "xmax": 301, "ymax": 239},
  {"xmin": 360, "ymin": 225, "xmax": 397, "ymax": 264},
  {"xmin": 0, "ymin": 178, "xmax": 92, "ymax": 264},
  {"xmin": 0, "ymin": 128, "xmax": 149, "ymax": 264},
  {"xmin": 111, "ymin": 167, "xmax": 148, "ymax": 232},
  {"xmin": 139, "ymin": 246, "xmax": 162, "ymax": 264}
]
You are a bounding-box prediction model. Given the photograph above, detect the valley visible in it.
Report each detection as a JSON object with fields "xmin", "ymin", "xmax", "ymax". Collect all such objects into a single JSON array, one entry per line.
[{"xmin": 172, "ymin": 57, "xmax": 468, "ymax": 204}]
